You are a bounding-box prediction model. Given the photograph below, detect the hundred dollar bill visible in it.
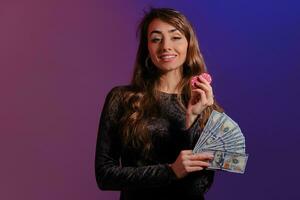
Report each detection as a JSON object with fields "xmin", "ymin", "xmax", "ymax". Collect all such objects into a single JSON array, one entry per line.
[
  {"xmin": 201, "ymin": 150, "xmax": 248, "ymax": 174},
  {"xmin": 197, "ymin": 111, "xmax": 227, "ymax": 146},
  {"xmin": 222, "ymin": 152, "xmax": 248, "ymax": 174},
  {"xmin": 197, "ymin": 111, "xmax": 240, "ymax": 149}
]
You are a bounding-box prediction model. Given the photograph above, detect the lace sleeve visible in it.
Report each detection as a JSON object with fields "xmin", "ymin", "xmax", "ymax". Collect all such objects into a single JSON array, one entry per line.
[{"xmin": 94, "ymin": 86, "xmax": 177, "ymax": 191}]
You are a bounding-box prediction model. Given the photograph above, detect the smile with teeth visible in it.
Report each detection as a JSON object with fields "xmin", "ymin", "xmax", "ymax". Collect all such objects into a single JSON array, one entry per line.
[{"xmin": 159, "ymin": 54, "xmax": 177, "ymax": 61}]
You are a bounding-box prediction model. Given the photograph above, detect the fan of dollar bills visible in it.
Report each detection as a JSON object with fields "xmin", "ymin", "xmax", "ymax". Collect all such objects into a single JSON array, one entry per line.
[{"xmin": 193, "ymin": 110, "xmax": 249, "ymax": 174}]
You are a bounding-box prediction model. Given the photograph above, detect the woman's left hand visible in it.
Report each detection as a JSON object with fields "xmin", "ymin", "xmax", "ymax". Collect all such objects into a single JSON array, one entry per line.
[{"xmin": 186, "ymin": 76, "xmax": 214, "ymax": 127}]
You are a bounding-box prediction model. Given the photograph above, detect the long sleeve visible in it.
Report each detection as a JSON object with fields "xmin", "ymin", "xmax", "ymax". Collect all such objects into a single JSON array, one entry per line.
[
  {"xmin": 184, "ymin": 115, "xmax": 202, "ymax": 149},
  {"xmin": 94, "ymin": 86, "xmax": 177, "ymax": 191}
]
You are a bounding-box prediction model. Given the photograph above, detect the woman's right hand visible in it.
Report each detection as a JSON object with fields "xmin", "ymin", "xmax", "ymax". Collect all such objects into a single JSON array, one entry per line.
[{"xmin": 169, "ymin": 150, "xmax": 214, "ymax": 179}]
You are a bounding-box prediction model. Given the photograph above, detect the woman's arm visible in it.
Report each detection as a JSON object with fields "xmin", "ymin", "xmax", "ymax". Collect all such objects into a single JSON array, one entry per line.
[
  {"xmin": 185, "ymin": 75, "xmax": 214, "ymax": 148},
  {"xmin": 184, "ymin": 114, "xmax": 203, "ymax": 148}
]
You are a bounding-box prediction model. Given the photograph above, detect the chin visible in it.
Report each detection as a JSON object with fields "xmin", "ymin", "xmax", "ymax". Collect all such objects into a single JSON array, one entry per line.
[{"xmin": 156, "ymin": 63, "xmax": 183, "ymax": 73}]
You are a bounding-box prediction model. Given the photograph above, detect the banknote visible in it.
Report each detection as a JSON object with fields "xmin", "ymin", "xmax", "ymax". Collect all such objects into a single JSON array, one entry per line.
[
  {"xmin": 196, "ymin": 111, "xmax": 239, "ymax": 148},
  {"xmin": 204, "ymin": 150, "xmax": 248, "ymax": 174},
  {"xmin": 192, "ymin": 110, "xmax": 249, "ymax": 173}
]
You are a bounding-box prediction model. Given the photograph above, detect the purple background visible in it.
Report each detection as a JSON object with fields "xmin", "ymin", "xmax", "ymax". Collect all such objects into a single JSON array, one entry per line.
[{"xmin": 1, "ymin": 0, "xmax": 299, "ymax": 199}]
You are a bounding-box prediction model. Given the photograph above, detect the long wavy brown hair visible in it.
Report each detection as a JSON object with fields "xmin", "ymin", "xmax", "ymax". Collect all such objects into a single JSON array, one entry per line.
[{"xmin": 120, "ymin": 7, "xmax": 223, "ymax": 154}]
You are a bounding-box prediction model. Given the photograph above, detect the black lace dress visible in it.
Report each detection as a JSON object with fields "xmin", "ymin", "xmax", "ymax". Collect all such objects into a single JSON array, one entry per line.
[{"xmin": 95, "ymin": 86, "xmax": 214, "ymax": 200}]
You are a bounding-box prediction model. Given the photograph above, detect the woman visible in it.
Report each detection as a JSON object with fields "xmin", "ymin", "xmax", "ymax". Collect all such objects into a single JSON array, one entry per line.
[{"xmin": 95, "ymin": 7, "xmax": 223, "ymax": 200}]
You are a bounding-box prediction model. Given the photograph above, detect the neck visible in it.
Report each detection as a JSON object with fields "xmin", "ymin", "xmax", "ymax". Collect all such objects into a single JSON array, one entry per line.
[{"xmin": 157, "ymin": 69, "xmax": 182, "ymax": 94}]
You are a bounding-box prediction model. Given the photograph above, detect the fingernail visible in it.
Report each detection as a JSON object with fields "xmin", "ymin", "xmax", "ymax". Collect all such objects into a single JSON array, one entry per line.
[{"xmin": 199, "ymin": 75, "xmax": 206, "ymax": 79}]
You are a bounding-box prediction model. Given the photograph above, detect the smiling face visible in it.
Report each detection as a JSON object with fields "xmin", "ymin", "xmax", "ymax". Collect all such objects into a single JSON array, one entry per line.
[{"xmin": 147, "ymin": 19, "xmax": 188, "ymax": 74}]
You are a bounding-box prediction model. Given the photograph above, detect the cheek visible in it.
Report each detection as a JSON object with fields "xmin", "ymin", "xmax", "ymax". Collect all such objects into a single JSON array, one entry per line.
[
  {"xmin": 148, "ymin": 51, "xmax": 157, "ymax": 63},
  {"xmin": 147, "ymin": 45, "xmax": 159, "ymax": 65},
  {"xmin": 177, "ymin": 43, "xmax": 188, "ymax": 56},
  {"xmin": 178, "ymin": 48, "xmax": 188, "ymax": 61},
  {"xmin": 148, "ymin": 44, "xmax": 157, "ymax": 57}
]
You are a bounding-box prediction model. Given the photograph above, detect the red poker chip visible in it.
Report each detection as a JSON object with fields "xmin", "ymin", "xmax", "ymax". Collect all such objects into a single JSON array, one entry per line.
[
  {"xmin": 191, "ymin": 73, "xmax": 212, "ymax": 88},
  {"xmin": 200, "ymin": 73, "xmax": 212, "ymax": 84}
]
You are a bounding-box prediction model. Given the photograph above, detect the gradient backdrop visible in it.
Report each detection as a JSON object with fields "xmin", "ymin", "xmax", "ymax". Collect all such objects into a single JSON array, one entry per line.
[{"xmin": 1, "ymin": 0, "xmax": 300, "ymax": 199}]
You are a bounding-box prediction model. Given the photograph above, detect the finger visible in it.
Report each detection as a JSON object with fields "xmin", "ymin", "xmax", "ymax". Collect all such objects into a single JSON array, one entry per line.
[
  {"xmin": 194, "ymin": 82, "xmax": 212, "ymax": 95},
  {"xmin": 192, "ymin": 87, "xmax": 214, "ymax": 106},
  {"xmin": 190, "ymin": 155, "xmax": 214, "ymax": 162},
  {"xmin": 185, "ymin": 160, "xmax": 211, "ymax": 167},
  {"xmin": 191, "ymin": 90, "xmax": 201, "ymax": 101},
  {"xmin": 190, "ymin": 153, "xmax": 214, "ymax": 160},
  {"xmin": 197, "ymin": 77, "xmax": 214, "ymax": 102},
  {"xmin": 198, "ymin": 75, "xmax": 210, "ymax": 85},
  {"xmin": 194, "ymin": 80, "xmax": 213, "ymax": 96},
  {"xmin": 180, "ymin": 150, "xmax": 193, "ymax": 160},
  {"xmin": 180, "ymin": 150, "xmax": 193, "ymax": 155},
  {"xmin": 185, "ymin": 166, "xmax": 204, "ymax": 172},
  {"xmin": 192, "ymin": 89, "xmax": 207, "ymax": 103}
]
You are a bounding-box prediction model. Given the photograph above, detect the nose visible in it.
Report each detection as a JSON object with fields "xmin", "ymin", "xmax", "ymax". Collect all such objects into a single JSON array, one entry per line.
[{"xmin": 161, "ymin": 38, "xmax": 172, "ymax": 51}]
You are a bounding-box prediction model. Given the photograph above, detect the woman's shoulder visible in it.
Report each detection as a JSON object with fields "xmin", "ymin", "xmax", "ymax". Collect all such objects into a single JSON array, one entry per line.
[
  {"xmin": 106, "ymin": 85, "xmax": 133, "ymax": 96},
  {"xmin": 104, "ymin": 85, "xmax": 135, "ymax": 103}
]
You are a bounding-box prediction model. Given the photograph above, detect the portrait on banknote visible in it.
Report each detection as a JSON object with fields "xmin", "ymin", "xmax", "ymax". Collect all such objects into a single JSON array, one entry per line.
[{"xmin": 210, "ymin": 151, "xmax": 224, "ymax": 168}]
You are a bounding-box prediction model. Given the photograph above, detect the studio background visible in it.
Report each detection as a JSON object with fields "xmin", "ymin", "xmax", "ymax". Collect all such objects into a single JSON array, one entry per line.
[{"xmin": 1, "ymin": 0, "xmax": 299, "ymax": 199}]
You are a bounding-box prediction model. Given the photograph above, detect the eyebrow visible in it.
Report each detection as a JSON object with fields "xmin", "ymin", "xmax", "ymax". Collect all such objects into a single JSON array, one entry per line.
[{"xmin": 150, "ymin": 29, "xmax": 179, "ymax": 35}]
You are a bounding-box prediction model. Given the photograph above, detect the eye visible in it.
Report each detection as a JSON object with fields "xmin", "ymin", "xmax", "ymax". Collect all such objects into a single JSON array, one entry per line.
[
  {"xmin": 150, "ymin": 38, "xmax": 161, "ymax": 43},
  {"xmin": 172, "ymin": 36, "xmax": 182, "ymax": 40}
]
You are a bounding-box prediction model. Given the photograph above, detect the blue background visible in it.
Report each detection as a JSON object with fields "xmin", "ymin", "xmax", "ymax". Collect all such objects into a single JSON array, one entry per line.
[{"xmin": 1, "ymin": 0, "xmax": 299, "ymax": 199}]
